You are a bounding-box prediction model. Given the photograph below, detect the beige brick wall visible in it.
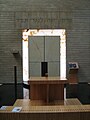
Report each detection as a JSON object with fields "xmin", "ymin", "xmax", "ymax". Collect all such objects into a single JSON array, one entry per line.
[{"xmin": 0, "ymin": 0, "xmax": 90, "ymax": 83}]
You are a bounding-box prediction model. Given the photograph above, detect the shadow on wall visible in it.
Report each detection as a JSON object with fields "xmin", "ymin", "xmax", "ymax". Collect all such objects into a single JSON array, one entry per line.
[
  {"xmin": 0, "ymin": 83, "xmax": 23, "ymax": 107},
  {"xmin": 66, "ymin": 83, "xmax": 90, "ymax": 104}
]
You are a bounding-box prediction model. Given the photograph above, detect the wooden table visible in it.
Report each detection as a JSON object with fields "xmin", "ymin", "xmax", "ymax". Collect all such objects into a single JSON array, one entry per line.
[{"xmin": 28, "ymin": 77, "xmax": 67, "ymax": 103}]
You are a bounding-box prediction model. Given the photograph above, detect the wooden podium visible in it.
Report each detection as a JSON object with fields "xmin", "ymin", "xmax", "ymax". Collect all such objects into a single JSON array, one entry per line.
[
  {"xmin": 28, "ymin": 77, "xmax": 67, "ymax": 103},
  {"xmin": 68, "ymin": 62, "xmax": 79, "ymax": 84}
]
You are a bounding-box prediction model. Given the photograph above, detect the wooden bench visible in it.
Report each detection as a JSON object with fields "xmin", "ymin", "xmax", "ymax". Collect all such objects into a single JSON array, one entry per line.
[{"xmin": 0, "ymin": 104, "xmax": 90, "ymax": 120}]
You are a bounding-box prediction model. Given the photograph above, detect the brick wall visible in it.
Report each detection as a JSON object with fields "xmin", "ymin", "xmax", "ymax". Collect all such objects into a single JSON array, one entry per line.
[{"xmin": 0, "ymin": 0, "xmax": 90, "ymax": 83}]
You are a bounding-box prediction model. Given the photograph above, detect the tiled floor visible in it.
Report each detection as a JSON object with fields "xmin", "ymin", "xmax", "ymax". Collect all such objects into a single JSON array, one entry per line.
[{"xmin": 0, "ymin": 83, "xmax": 90, "ymax": 106}]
